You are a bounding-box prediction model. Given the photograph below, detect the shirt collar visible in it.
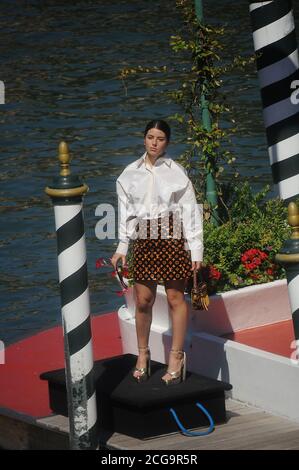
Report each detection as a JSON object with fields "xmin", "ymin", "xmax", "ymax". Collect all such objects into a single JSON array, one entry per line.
[{"xmin": 135, "ymin": 151, "xmax": 172, "ymax": 169}]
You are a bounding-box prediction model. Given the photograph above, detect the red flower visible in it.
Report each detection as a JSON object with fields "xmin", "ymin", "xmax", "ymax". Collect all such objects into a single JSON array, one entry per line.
[
  {"xmin": 95, "ymin": 257, "xmax": 130, "ymax": 297},
  {"xmin": 96, "ymin": 257, "xmax": 105, "ymax": 269},
  {"xmin": 209, "ymin": 265, "xmax": 221, "ymax": 280},
  {"xmin": 241, "ymin": 248, "xmax": 268, "ymax": 271},
  {"xmin": 95, "ymin": 257, "xmax": 111, "ymax": 269}
]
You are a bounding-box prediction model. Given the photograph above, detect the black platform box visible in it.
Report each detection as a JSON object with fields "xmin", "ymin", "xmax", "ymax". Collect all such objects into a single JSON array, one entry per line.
[{"xmin": 41, "ymin": 354, "xmax": 232, "ymax": 439}]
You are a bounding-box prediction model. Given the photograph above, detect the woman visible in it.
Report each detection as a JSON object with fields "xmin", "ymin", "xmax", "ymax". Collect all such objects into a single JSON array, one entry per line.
[{"xmin": 111, "ymin": 119, "xmax": 203, "ymax": 385}]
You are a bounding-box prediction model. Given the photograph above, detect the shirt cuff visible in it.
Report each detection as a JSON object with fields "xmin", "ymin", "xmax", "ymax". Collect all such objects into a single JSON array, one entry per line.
[
  {"xmin": 190, "ymin": 248, "xmax": 203, "ymax": 262},
  {"xmin": 116, "ymin": 241, "xmax": 129, "ymax": 256}
]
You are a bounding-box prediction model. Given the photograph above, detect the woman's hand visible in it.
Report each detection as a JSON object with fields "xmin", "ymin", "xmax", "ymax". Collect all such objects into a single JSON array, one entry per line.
[
  {"xmin": 111, "ymin": 252, "xmax": 127, "ymax": 271},
  {"xmin": 191, "ymin": 261, "xmax": 202, "ymax": 271}
]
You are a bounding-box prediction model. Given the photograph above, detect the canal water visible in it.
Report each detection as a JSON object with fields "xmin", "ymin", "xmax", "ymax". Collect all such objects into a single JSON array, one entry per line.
[{"xmin": 1, "ymin": 0, "xmax": 298, "ymax": 344}]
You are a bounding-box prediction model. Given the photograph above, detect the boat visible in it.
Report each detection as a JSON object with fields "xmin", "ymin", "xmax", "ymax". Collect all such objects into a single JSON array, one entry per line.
[
  {"xmin": 1, "ymin": 274, "xmax": 299, "ymax": 450},
  {"xmin": 1, "ymin": 0, "xmax": 299, "ymax": 452}
]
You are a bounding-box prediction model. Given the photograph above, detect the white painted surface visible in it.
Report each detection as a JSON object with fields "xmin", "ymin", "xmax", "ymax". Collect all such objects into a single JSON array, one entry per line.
[
  {"xmin": 62, "ymin": 287, "xmax": 90, "ymax": 333},
  {"xmin": 69, "ymin": 339, "xmax": 94, "ymax": 381},
  {"xmin": 118, "ymin": 278, "xmax": 298, "ymax": 421},
  {"xmin": 258, "ymin": 50, "xmax": 299, "ymax": 88},
  {"xmin": 268, "ymin": 132, "xmax": 299, "ymax": 165},
  {"xmin": 122, "ymin": 278, "xmax": 291, "ymax": 335},
  {"xmin": 54, "ymin": 204, "xmax": 82, "ymax": 230},
  {"xmin": 252, "ymin": 11, "xmax": 294, "ymax": 51},
  {"xmin": 249, "ymin": 2, "xmax": 272, "ymax": 13},
  {"xmin": 190, "ymin": 332, "xmax": 299, "ymax": 422},
  {"xmin": 58, "ymin": 234, "xmax": 86, "ymax": 283}
]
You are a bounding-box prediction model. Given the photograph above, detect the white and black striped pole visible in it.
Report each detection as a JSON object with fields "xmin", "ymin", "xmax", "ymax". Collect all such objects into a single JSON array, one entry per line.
[
  {"xmin": 249, "ymin": 1, "xmax": 299, "ymax": 361},
  {"xmin": 249, "ymin": 0, "xmax": 299, "ymax": 202},
  {"xmin": 45, "ymin": 142, "xmax": 98, "ymax": 449}
]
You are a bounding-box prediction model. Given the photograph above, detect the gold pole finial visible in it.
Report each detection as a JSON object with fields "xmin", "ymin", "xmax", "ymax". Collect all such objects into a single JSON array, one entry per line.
[
  {"xmin": 45, "ymin": 141, "xmax": 89, "ymax": 198},
  {"xmin": 59, "ymin": 141, "xmax": 71, "ymax": 176},
  {"xmin": 288, "ymin": 202, "xmax": 299, "ymax": 239}
]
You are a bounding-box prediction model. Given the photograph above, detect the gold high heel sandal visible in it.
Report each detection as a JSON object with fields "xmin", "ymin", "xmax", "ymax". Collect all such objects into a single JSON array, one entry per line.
[
  {"xmin": 133, "ymin": 346, "xmax": 151, "ymax": 383},
  {"xmin": 162, "ymin": 349, "xmax": 186, "ymax": 386}
]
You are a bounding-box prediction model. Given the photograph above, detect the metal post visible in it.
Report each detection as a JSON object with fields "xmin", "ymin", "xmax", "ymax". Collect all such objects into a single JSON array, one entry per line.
[
  {"xmin": 275, "ymin": 202, "xmax": 299, "ymax": 361},
  {"xmin": 194, "ymin": 0, "xmax": 203, "ymax": 20},
  {"xmin": 195, "ymin": 0, "xmax": 219, "ymax": 226},
  {"xmin": 249, "ymin": 0, "xmax": 299, "ymax": 202},
  {"xmin": 45, "ymin": 142, "xmax": 98, "ymax": 449}
]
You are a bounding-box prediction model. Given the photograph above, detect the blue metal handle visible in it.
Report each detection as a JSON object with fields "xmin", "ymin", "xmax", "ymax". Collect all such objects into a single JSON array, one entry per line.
[{"xmin": 169, "ymin": 402, "xmax": 215, "ymax": 437}]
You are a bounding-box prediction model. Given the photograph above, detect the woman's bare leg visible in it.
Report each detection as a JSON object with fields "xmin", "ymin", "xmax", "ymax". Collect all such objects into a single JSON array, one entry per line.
[
  {"xmin": 133, "ymin": 280, "xmax": 157, "ymax": 378},
  {"xmin": 163, "ymin": 279, "xmax": 188, "ymax": 381}
]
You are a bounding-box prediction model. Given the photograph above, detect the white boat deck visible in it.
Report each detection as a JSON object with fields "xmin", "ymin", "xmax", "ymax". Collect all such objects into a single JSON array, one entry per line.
[{"xmin": 36, "ymin": 398, "xmax": 299, "ymax": 450}]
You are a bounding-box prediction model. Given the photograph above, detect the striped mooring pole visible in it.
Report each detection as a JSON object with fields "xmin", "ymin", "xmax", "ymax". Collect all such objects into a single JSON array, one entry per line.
[
  {"xmin": 249, "ymin": 1, "xmax": 299, "ymax": 360},
  {"xmin": 45, "ymin": 142, "xmax": 98, "ymax": 449},
  {"xmin": 249, "ymin": 0, "xmax": 299, "ymax": 202}
]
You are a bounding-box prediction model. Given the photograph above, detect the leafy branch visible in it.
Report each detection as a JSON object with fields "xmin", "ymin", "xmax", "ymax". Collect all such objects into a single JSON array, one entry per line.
[{"xmin": 118, "ymin": 0, "xmax": 256, "ymax": 223}]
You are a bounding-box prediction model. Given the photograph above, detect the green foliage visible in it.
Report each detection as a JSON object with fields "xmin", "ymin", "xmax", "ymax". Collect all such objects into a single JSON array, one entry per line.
[
  {"xmin": 115, "ymin": 0, "xmax": 297, "ymax": 295},
  {"xmin": 118, "ymin": 0, "xmax": 255, "ymax": 221},
  {"xmin": 202, "ymin": 183, "xmax": 294, "ymax": 292},
  {"xmin": 167, "ymin": 0, "xmax": 255, "ymax": 220},
  {"xmin": 122, "ymin": 184, "xmax": 297, "ymax": 294}
]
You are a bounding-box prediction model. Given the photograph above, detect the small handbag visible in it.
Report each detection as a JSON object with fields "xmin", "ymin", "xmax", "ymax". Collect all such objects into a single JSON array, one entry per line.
[{"xmin": 191, "ymin": 268, "xmax": 209, "ymax": 310}]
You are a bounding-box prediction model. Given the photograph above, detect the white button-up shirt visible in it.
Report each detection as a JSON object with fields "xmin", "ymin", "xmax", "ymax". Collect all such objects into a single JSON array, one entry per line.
[{"xmin": 115, "ymin": 151, "xmax": 203, "ymax": 262}]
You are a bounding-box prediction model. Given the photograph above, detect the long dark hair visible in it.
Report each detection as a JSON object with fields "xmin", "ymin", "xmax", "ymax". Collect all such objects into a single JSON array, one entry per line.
[{"xmin": 143, "ymin": 119, "xmax": 171, "ymax": 142}]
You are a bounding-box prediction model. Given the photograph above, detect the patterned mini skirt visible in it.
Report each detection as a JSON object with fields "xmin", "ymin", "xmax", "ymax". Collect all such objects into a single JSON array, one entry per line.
[{"xmin": 132, "ymin": 212, "xmax": 192, "ymax": 282}]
